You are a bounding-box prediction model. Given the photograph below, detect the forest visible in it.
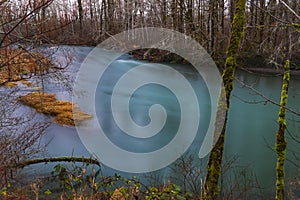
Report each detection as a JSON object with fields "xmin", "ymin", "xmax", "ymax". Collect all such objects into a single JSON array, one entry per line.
[
  {"xmin": 0, "ymin": 0, "xmax": 300, "ymax": 199},
  {"xmin": 2, "ymin": 0, "xmax": 300, "ymax": 66}
]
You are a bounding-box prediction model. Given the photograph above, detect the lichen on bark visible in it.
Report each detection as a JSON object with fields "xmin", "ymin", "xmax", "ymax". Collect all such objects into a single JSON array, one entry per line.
[{"xmin": 275, "ymin": 60, "xmax": 290, "ymax": 200}]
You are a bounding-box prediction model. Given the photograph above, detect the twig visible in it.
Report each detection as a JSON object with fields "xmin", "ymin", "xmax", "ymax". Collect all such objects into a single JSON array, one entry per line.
[
  {"xmin": 279, "ymin": 0, "xmax": 300, "ymax": 20},
  {"xmin": 235, "ymin": 77, "xmax": 300, "ymax": 116}
]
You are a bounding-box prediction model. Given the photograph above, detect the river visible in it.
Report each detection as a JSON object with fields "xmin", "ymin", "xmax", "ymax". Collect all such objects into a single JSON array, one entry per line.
[{"xmin": 22, "ymin": 46, "xmax": 300, "ymax": 198}]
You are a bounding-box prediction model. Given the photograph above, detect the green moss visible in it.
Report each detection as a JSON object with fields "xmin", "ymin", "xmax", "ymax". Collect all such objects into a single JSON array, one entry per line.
[
  {"xmin": 292, "ymin": 23, "xmax": 300, "ymax": 32},
  {"xmin": 226, "ymin": 0, "xmax": 246, "ymax": 57},
  {"xmin": 203, "ymin": 1, "xmax": 246, "ymax": 199},
  {"xmin": 275, "ymin": 60, "xmax": 290, "ymax": 200}
]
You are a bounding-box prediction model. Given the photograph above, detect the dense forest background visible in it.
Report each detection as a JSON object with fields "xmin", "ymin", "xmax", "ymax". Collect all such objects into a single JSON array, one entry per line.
[
  {"xmin": 1, "ymin": 0, "xmax": 300, "ymax": 68},
  {"xmin": 1, "ymin": 0, "xmax": 300, "ymax": 199}
]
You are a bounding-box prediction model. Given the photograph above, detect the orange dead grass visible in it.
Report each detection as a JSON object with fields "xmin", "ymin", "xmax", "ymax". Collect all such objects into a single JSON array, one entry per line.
[
  {"xmin": 3, "ymin": 81, "xmax": 18, "ymax": 87},
  {"xmin": 19, "ymin": 79, "xmax": 33, "ymax": 87},
  {"xmin": 19, "ymin": 92, "xmax": 92, "ymax": 126},
  {"xmin": 3, "ymin": 79, "xmax": 33, "ymax": 88}
]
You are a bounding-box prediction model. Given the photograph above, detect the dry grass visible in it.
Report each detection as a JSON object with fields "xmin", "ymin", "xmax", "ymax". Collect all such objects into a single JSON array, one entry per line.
[
  {"xmin": 3, "ymin": 79, "xmax": 33, "ymax": 88},
  {"xmin": 19, "ymin": 79, "xmax": 33, "ymax": 87},
  {"xmin": 19, "ymin": 92, "xmax": 92, "ymax": 126},
  {"xmin": 3, "ymin": 81, "xmax": 18, "ymax": 87}
]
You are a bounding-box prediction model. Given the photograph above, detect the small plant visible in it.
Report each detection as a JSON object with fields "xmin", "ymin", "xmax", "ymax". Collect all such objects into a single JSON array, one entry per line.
[
  {"xmin": 146, "ymin": 184, "xmax": 193, "ymax": 200},
  {"xmin": 0, "ymin": 182, "xmax": 10, "ymax": 197},
  {"xmin": 51, "ymin": 163, "xmax": 95, "ymax": 198}
]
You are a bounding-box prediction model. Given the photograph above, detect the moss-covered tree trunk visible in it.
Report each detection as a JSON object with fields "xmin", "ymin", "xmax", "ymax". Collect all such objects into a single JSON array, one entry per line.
[
  {"xmin": 15, "ymin": 156, "xmax": 100, "ymax": 168},
  {"xmin": 275, "ymin": 60, "xmax": 290, "ymax": 200},
  {"xmin": 203, "ymin": 0, "xmax": 246, "ymax": 199}
]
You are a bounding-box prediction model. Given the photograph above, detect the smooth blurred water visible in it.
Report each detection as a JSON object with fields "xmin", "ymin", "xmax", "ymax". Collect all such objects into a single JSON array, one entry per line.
[{"xmin": 23, "ymin": 46, "xmax": 300, "ymax": 197}]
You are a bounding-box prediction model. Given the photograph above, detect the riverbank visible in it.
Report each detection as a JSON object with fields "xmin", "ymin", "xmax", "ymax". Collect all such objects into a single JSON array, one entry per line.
[
  {"xmin": 129, "ymin": 48, "xmax": 300, "ymax": 77},
  {"xmin": 240, "ymin": 67, "xmax": 300, "ymax": 77}
]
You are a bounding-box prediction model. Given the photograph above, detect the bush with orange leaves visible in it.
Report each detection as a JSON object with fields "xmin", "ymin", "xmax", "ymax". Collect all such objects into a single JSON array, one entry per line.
[{"xmin": 0, "ymin": 47, "xmax": 52, "ymax": 86}]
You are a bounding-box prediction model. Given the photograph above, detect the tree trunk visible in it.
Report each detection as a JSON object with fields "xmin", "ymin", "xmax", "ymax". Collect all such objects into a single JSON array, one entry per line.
[
  {"xmin": 15, "ymin": 157, "xmax": 100, "ymax": 168},
  {"xmin": 203, "ymin": 0, "xmax": 246, "ymax": 199},
  {"xmin": 107, "ymin": 0, "xmax": 114, "ymax": 32},
  {"xmin": 258, "ymin": 0, "xmax": 265, "ymax": 46},
  {"xmin": 219, "ymin": 0, "xmax": 225, "ymax": 51},
  {"xmin": 178, "ymin": 0, "xmax": 184, "ymax": 33},
  {"xmin": 171, "ymin": 0, "xmax": 178, "ymax": 31},
  {"xmin": 208, "ymin": 0, "xmax": 218, "ymax": 55},
  {"xmin": 186, "ymin": 0, "xmax": 194, "ymax": 35},
  {"xmin": 161, "ymin": 0, "xmax": 167, "ymax": 27},
  {"xmin": 100, "ymin": 0, "xmax": 107, "ymax": 34},
  {"xmin": 77, "ymin": 0, "xmax": 83, "ymax": 32},
  {"xmin": 89, "ymin": 0, "xmax": 93, "ymax": 21},
  {"xmin": 229, "ymin": 0, "xmax": 236, "ymax": 23},
  {"xmin": 275, "ymin": 60, "xmax": 290, "ymax": 200}
]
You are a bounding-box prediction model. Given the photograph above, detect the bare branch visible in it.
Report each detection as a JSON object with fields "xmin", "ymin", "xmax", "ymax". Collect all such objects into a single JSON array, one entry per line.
[
  {"xmin": 279, "ymin": 0, "xmax": 300, "ymax": 20},
  {"xmin": 15, "ymin": 156, "xmax": 100, "ymax": 168},
  {"xmin": 235, "ymin": 77, "xmax": 300, "ymax": 116}
]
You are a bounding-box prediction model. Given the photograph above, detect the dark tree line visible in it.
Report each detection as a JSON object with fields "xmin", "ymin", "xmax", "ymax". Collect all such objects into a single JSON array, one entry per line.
[{"xmin": 1, "ymin": 0, "xmax": 299, "ymax": 67}]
